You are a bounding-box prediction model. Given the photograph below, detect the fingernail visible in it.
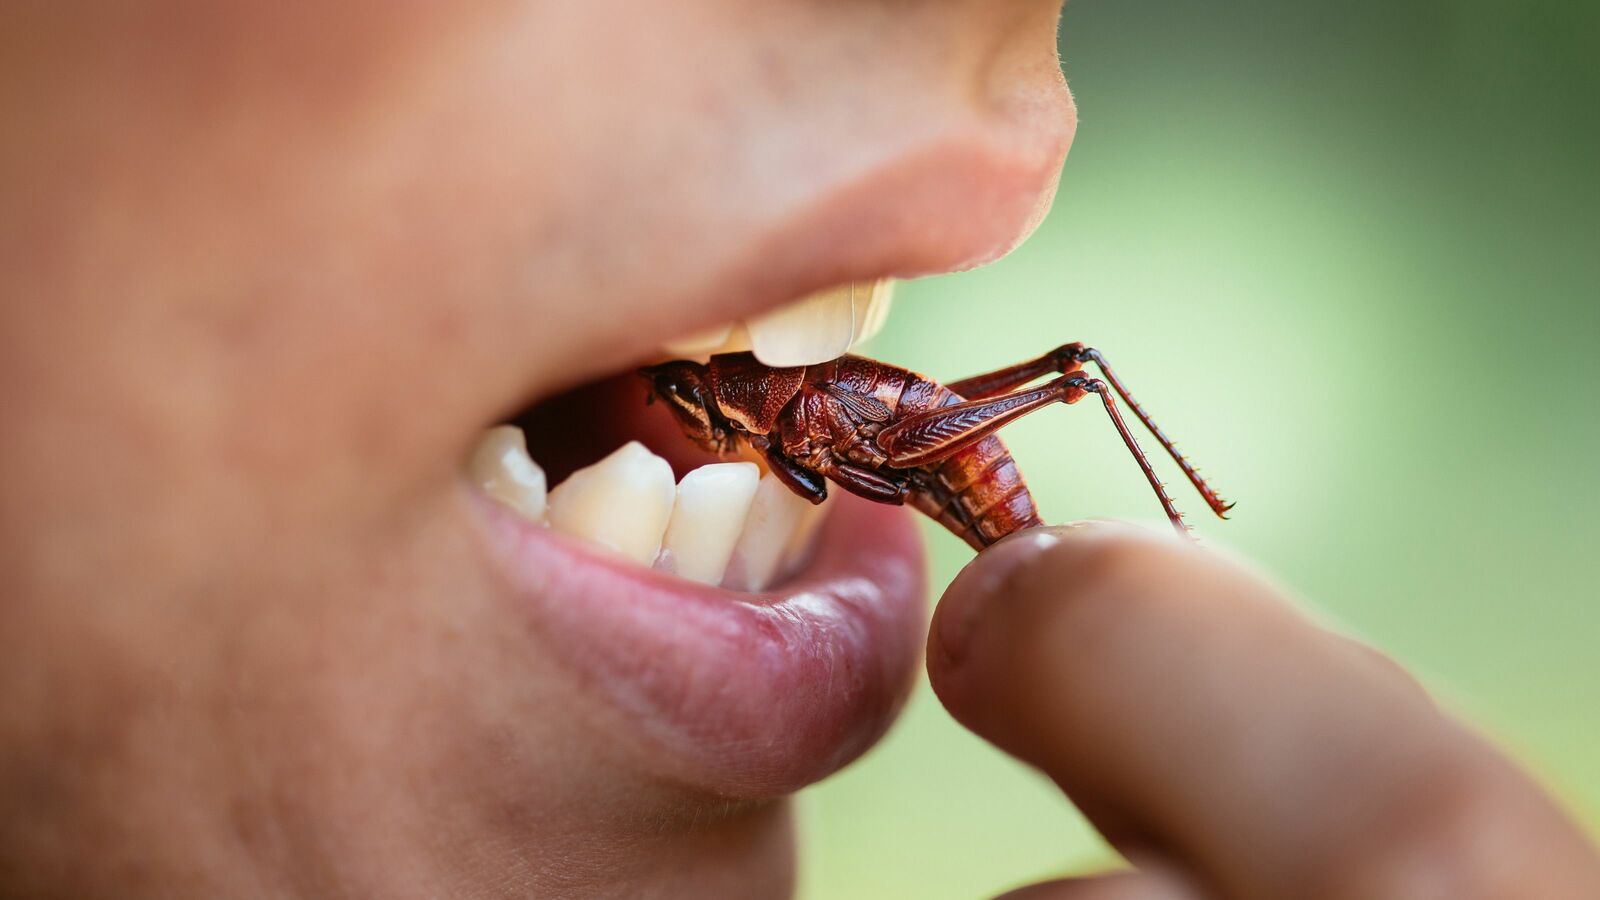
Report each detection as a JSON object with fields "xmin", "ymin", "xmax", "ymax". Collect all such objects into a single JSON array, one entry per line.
[{"xmin": 935, "ymin": 526, "xmax": 1075, "ymax": 665}]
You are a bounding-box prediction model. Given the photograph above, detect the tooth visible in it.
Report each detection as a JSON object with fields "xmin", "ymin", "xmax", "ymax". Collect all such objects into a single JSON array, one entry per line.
[
  {"xmin": 722, "ymin": 474, "xmax": 818, "ymax": 592},
  {"xmin": 663, "ymin": 323, "xmax": 735, "ymax": 357},
  {"xmin": 779, "ymin": 493, "xmax": 832, "ymax": 576},
  {"xmin": 466, "ymin": 425, "xmax": 548, "ymax": 523},
  {"xmin": 851, "ymin": 279, "xmax": 895, "ymax": 344},
  {"xmin": 659, "ymin": 322, "xmax": 751, "ymax": 362},
  {"xmin": 656, "ymin": 462, "xmax": 761, "ymax": 585},
  {"xmin": 745, "ymin": 285, "xmax": 856, "ymax": 367},
  {"xmin": 715, "ymin": 322, "xmax": 753, "ymax": 355},
  {"xmin": 546, "ymin": 441, "xmax": 676, "ymax": 565}
]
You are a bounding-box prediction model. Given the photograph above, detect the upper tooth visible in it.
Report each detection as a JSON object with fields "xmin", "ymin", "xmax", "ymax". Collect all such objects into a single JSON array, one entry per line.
[
  {"xmin": 657, "ymin": 280, "xmax": 894, "ymax": 365},
  {"xmin": 656, "ymin": 462, "xmax": 761, "ymax": 585},
  {"xmin": 546, "ymin": 441, "xmax": 676, "ymax": 565},
  {"xmin": 722, "ymin": 473, "xmax": 819, "ymax": 592},
  {"xmin": 851, "ymin": 279, "xmax": 895, "ymax": 344},
  {"xmin": 467, "ymin": 425, "xmax": 548, "ymax": 523},
  {"xmin": 746, "ymin": 285, "xmax": 857, "ymax": 367},
  {"xmin": 716, "ymin": 323, "xmax": 753, "ymax": 355},
  {"xmin": 663, "ymin": 323, "xmax": 735, "ymax": 357}
]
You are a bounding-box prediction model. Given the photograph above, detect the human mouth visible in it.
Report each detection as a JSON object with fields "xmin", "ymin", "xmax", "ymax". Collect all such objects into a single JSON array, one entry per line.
[
  {"xmin": 468, "ymin": 279, "xmax": 896, "ymax": 592},
  {"xmin": 462, "ymin": 281, "xmax": 926, "ymax": 796}
]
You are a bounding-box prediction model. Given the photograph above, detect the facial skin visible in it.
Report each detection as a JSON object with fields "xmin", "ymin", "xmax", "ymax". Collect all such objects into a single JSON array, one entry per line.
[
  {"xmin": 0, "ymin": 2, "xmax": 1073, "ymax": 897},
  {"xmin": 6, "ymin": 3, "xmax": 1598, "ymax": 900}
]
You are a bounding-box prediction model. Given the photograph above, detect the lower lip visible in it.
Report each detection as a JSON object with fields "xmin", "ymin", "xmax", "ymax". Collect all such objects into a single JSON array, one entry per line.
[{"xmin": 473, "ymin": 490, "xmax": 928, "ymax": 798}]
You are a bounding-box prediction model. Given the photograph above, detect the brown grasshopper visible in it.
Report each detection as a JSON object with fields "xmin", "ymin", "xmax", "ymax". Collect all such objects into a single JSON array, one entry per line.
[{"xmin": 642, "ymin": 344, "xmax": 1231, "ymax": 547}]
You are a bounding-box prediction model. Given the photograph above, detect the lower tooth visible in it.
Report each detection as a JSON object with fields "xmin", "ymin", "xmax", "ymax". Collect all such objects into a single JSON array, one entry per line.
[
  {"xmin": 466, "ymin": 425, "xmax": 548, "ymax": 523},
  {"xmin": 546, "ymin": 441, "xmax": 676, "ymax": 565},
  {"xmin": 656, "ymin": 462, "xmax": 761, "ymax": 586},
  {"xmin": 722, "ymin": 474, "xmax": 818, "ymax": 592},
  {"xmin": 779, "ymin": 493, "xmax": 832, "ymax": 577}
]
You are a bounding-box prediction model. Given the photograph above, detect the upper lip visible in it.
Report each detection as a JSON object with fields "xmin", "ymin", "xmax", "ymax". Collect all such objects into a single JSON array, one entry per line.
[
  {"xmin": 516, "ymin": 102, "xmax": 1077, "ymax": 407},
  {"xmin": 747, "ymin": 114, "xmax": 1075, "ymax": 298}
]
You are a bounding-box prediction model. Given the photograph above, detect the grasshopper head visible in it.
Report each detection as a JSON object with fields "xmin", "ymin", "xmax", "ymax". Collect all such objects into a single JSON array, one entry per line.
[{"xmin": 639, "ymin": 360, "xmax": 737, "ymax": 456}]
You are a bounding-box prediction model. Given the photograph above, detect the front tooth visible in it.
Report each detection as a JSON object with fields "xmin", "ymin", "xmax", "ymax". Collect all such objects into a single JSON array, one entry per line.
[
  {"xmin": 745, "ymin": 285, "xmax": 856, "ymax": 367},
  {"xmin": 656, "ymin": 462, "xmax": 761, "ymax": 585},
  {"xmin": 663, "ymin": 322, "xmax": 735, "ymax": 357},
  {"xmin": 851, "ymin": 279, "xmax": 895, "ymax": 344},
  {"xmin": 466, "ymin": 425, "xmax": 548, "ymax": 522},
  {"xmin": 779, "ymin": 493, "xmax": 833, "ymax": 575},
  {"xmin": 715, "ymin": 322, "xmax": 753, "ymax": 355},
  {"xmin": 722, "ymin": 474, "xmax": 819, "ymax": 592},
  {"xmin": 546, "ymin": 441, "xmax": 676, "ymax": 565}
]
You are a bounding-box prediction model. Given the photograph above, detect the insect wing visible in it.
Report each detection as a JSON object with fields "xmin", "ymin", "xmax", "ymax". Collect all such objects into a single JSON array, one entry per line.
[{"xmin": 820, "ymin": 383, "xmax": 893, "ymax": 423}]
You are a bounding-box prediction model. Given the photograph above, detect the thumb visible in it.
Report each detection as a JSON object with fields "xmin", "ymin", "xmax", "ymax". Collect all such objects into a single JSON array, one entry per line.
[{"xmin": 927, "ymin": 522, "xmax": 1600, "ymax": 899}]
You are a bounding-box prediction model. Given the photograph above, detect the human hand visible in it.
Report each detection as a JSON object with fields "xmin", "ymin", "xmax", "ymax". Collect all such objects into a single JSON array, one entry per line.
[{"xmin": 928, "ymin": 523, "xmax": 1600, "ymax": 899}]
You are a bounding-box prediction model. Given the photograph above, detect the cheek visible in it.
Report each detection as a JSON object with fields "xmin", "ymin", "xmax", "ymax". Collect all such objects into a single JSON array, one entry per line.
[
  {"xmin": 160, "ymin": 7, "xmax": 740, "ymax": 476},
  {"xmin": 209, "ymin": 503, "xmax": 689, "ymax": 843}
]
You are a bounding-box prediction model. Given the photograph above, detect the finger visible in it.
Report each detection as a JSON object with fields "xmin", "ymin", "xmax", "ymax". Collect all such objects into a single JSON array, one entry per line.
[
  {"xmin": 929, "ymin": 522, "xmax": 1600, "ymax": 899},
  {"xmin": 995, "ymin": 856, "xmax": 1207, "ymax": 900}
]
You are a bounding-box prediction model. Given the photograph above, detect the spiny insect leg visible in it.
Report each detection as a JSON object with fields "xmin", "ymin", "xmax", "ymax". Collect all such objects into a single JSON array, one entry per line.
[
  {"xmin": 945, "ymin": 343, "xmax": 1086, "ymax": 399},
  {"xmin": 949, "ymin": 342, "xmax": 1232, "ymax": 519},
  {"xmin": 1073, "ymin": 347, "xmax": 1233, "ymax": 518},
  {"xmin": 875, "ymin": 373, "xmax": 1190, "ymax": 535},
  {"xmin": 1076, "ymin": 377, "xmax": 1187, "ymax": 534},
  {"xmin": 763, "ymin": 448, "xmax": 829, "ymax": 505},
  {"xmin": 826, "ymin": 463, "xmax": 910, "ymax": 504}
]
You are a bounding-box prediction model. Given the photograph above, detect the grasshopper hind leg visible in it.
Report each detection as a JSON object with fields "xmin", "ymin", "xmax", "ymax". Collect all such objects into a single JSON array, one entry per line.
[{"xmin": 945, "ymin": 343, "xmax": 1234, "ymax": 522}]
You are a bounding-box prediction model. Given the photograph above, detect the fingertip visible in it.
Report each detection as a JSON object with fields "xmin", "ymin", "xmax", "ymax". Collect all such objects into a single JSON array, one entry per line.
[
  {"xmin": 929, "ymin": 520, "xmax": 1191, "ymax": 675},
  {"xmin": 991, "ymin": 856, "xmax": 1207, "ymax": 900},
  {"xmin": 927, "ymin": 520, "xmax": 1209, "ymax": 750},
  {"xmin": 930, "ymin": 525, "xmax": 1071, "ymax": 668},
  {"xmin": 927, "ymin": 524, "xmax": 1600, "ymax": 900}
]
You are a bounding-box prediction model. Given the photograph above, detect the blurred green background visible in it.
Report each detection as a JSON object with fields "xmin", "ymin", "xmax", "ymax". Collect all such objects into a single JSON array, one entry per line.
[{"xmin": 799, "ymin": 1, "xmax": 1599, "ymax": 897}]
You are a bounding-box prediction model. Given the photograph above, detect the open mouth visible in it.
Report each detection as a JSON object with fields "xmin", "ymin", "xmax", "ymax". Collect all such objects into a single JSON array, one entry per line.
[{"xmin": 459, "ymin": 281, "xmax": 926, "ymax": 797}]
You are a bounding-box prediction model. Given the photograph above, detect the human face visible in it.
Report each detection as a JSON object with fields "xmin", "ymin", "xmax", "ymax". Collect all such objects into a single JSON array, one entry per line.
[{"xmin": 0, "ymin": 2, "xmax": 1075, "ymax": 896}]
